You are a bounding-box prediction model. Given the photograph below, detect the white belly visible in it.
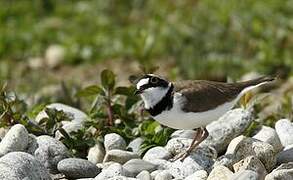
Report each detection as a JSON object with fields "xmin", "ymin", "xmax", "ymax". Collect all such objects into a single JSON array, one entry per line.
[
  {"xmin": 150, "ymin": 83, "xmax": 265, "ymax": 130},
  {"xmin": 153, "ymin": 94, "xmax": 237, "ymax": 130}
]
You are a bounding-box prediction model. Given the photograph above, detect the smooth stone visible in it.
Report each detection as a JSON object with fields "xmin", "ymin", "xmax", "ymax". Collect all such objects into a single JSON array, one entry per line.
[
  {"xmin": 103, "ymin": 149, "xmax": 139, "ymax": 164},
  {"xmin": 165, "ymin": 138, "xmax": 192, "ymax": 155},
  {"xmin": 253, "ymin": 126, "xmax": 283, "ymax": 153},
  {"xmin": 57, "ymin": 158, "xmax": 101, "ymax": 178},
  {"xmin": 171, "ymin": 130, "xmax": 196, "ymax": 139},
  {"xmin": 202, "ymin": 108, "xmax": 253, "ymax": 154},
  {"xmin": 265, "ymin": 162, "xmax": 293, "ymax": 180},
  {"xmin": 123, "ymin": 159, "xmax": 157, "ymax": 177},
  {"xmin": 136, "ymin": 170, "xmax": 151, "ymax": 180},
  {"xmin": 127, "ymin": 137, "xmax": 144, "ymax": 154},
  {"xmin": 45, "ymin": 45, "xmax": 65, "ymax": 68},
  {"xmin": 104, "ymin": 133, "xmax": 127, "ymax": 151},
  {"xmin": 34, "ymin": 135, "xmax": 70, "ymax": 173},
  {"xmin": 143, "ymin": 146, "xmax": 172, "ymax": 162},
  {"xmin": 169, "ymin": 147, "xmax": 216, "ymax": 179},
  {"xmin": 226, "ymin": 136, "xmax": 276, "ymax": 171},
  {"xmin": 0, "ymin": 152, "xmax": 51, "ymax": 180},
  {"xmin": 35, "ymin": 103, "xmax": 87, "ymax": 138},
  {"xmin": 233, "ymin": 156, "xmax": 267, "ymax": 179},
  {"xmin": 230, "ymin": 170, "xmax": 259, "ymax": 180},
  {"xmin": 155, "ymin": 170, "xmax": 172, "ymax": 180},
  {"xmin": 95, "ymin": 163, "xmax": 128, "ymax": 180},
  {"xmin": 87, "ymin": 142, "xmax": 105, "ymax": 164},
  {"xmin": 277, "ymin": 144, "xmax": 293, "ymax": 164},
  {"xmin": 185, "ymin": 170, "xmax": 208, "ymax": 180},
  {"xmin": 275, "ymin": 119, "xmax": 293, "ymax": 147},
  {"xmin": 207, "ymin": 165, "xmax": 233, "ymax": 180},
  {"xmin": 0, "ymin": 124, "xmax": 29, "ymax": 156},
  {"xmin": 26, "ymin": 134, "xmax": 38, "ymax": 155},
  {"xmin": 225, "ymin": 135, "xmax": 246, "ymax": 155}
]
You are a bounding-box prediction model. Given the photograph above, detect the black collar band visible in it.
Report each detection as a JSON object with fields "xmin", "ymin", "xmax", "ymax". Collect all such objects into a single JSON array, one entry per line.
[{"xmin": 146, "ymin": 84, "xmax": 174, "ymax": 116}]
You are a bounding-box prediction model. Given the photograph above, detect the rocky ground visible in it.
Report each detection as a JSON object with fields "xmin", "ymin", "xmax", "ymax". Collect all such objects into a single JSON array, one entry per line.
[{"xmin": 0, "ymin": 104, "xmax": 292, "ymax": 180}]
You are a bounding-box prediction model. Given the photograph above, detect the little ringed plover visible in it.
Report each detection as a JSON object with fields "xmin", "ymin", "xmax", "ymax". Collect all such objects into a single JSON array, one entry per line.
[{"xmin": 135, "ymin": 74, "xmax": 275, "ymax": 161}]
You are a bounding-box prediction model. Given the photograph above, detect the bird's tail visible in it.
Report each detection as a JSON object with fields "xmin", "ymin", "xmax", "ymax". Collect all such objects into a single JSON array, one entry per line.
[
  {"xmin": 242, "ymin": 76, "xmax": 276, "ymax": 86},
  {"xmin": 239, "ymin": 75, "xmax": 276, "ymax": 95}
]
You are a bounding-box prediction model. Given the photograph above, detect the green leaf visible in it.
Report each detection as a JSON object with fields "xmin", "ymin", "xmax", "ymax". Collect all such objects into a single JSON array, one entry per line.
[
  {"xmin": 153, "ymin": 128, "xmax": 173, "ymax": 145},
  {"xmin": 101, "ymin": 69, "xmax": 115, "ymax": 91},
  {"xmin": 46, "ymin": 116, "xmax": 55, "ymax": 130},
  {"xmin": 58, "ymin": 127, "xmax": 72, "ymax": 140},
  {"xmin": 27, "ymin": 103, "xmax": 46, "ymax": 119},
  {"xmin": 38, "ymin": 117, "xmax": 49, "ymax": 125},
  {"xmin": 139, "ymin": 120, "xmax": 160, "ymax": 136},
  {"xmin": 115, "ymin": 86, "xmax": 133, "ymax": 96},
  {"xmin": 44, "ymin": 108, "xmax": 55, "ymax": 118},
  {"xmin": 125, "ymin": 96, "xmax": 140, "ymax": 110},
  {"xmin": 76, "ymin": 85, "xmax": 103, "ymax": 97},
  {"xmin": 112, "ymin": 104, "xmax": 124, "ymax": 117}
]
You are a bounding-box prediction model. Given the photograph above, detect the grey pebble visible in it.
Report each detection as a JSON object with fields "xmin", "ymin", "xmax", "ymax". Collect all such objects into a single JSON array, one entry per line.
[
  {"xmin": 123, "ymin": 159, "xmax": 157, "ymax": 177},
  {"xmin": 34, "ymin": 135, "xmax": 70, "ymax": 173},
  {"xmin": 0, "ymin": 152, "xmax": 51, "ymax": 180},
  {"xmin": 104, "ymin": 133, "xmax": 127, "ymax": 151},
  {"xmin": 0, "ymin": 124, "xmax": 29, "ymax": 157},
  {"xmin": 103, "ymin": 149, "xmax": 139, "ymax": 164},
  {"xmin": 57, "ymin": 158, "xmax": 101, "ymax": 179}
]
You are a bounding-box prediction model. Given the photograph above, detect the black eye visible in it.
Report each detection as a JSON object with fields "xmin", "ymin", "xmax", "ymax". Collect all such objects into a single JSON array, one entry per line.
[{"xmin": 150, "ymin": 77, "xmax": 159, "ymax": 84}]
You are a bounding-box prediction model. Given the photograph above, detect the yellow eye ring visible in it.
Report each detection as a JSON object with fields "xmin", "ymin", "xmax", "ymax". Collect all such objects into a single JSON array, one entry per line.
[{"xmin": 150, "ymin": 77, "xmax": 159, "ymax": 83}]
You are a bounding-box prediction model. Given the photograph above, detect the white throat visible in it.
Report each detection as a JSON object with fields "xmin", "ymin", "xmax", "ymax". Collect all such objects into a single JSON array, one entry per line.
[{"xmin": 140, "ymin": 86, "xmax": 170, "ymax": 109}]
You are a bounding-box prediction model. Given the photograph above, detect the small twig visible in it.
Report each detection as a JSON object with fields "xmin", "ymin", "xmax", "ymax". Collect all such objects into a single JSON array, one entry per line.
[{"xmin": 106, "ymin": 89, "xmax": 113, "ymax": 126}]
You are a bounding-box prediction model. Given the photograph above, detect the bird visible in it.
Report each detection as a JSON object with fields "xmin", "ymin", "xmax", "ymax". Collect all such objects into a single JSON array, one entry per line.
[{"xmin": 134, "ymin": 74, "xmax": 275, "ymax": 161}]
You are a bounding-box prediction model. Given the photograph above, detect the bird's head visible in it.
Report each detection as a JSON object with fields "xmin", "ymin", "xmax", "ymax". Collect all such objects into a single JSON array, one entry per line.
[{"xmin": 135, "ymin": 74, "xmax": 172, "ymax": 109}]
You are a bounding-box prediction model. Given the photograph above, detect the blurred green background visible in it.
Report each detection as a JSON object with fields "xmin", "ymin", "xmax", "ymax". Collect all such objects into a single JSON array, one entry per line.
[{"xmin": 1, "ymin": 0, "xmax": 292, "ymax": 82}]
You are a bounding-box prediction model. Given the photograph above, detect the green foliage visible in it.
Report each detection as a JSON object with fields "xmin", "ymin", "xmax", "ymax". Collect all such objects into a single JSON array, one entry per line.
[
  {"xmin": 38, "ymin": 108, "xmax": 72, "ymax": 136},
  {"xmin": 59, "ymin": 128, "xmax": 96, "ymax": 158},
  {"xmin": 138, "ymin": 120, "xmax": 174, "ymax": 156},
  {"xmin": 75, "ymin": 69, "xmax": 173, "ymax": 155},
  {"xmin": 0, "ymin": 84, "xmax": 28, "ymax": 127},
  {"xmin": 101, "ymin": 69, "xmax": 116, "ymax": 91},
  {"xmin": 0, "ymin": 0, "xmax": 292, "ymax": 78},
  {"xmin": 0, "ymin": 84, "xmax": 45, "ymax": 135}
]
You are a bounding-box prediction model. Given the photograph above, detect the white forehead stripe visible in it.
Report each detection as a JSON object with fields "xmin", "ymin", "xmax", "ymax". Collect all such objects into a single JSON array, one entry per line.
[{"xmin": 136, "ymin": 78, "xmax": 149, "ymax": 89}]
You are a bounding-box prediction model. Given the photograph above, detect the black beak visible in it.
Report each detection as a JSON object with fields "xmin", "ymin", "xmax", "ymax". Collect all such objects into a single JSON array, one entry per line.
[{"xmin": 134, "ymin": 89, "xmax": 142, "ymax": 95}]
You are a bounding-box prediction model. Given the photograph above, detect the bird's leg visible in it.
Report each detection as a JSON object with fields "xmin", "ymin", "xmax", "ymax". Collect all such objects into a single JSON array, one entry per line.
[
  {"xmin": 170, "ymin": 127, "xmax": 209, "ymax": 162},
  {"xmin": 169, "ymin": 128, "xmax": 202, "ymax": 162},
  {"xmin": 179, "ymin": 127, "xmax": 209, "ymax": 161}
]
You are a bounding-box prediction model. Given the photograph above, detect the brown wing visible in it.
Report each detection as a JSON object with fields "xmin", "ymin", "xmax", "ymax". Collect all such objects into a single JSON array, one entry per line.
[
  {"xmin": 173, "ymin": 80, "xmax": 241, "ymax": 112},
  {"xmin": 173, "ymin": 76, "xmax": 275, "ymax": 113}
]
